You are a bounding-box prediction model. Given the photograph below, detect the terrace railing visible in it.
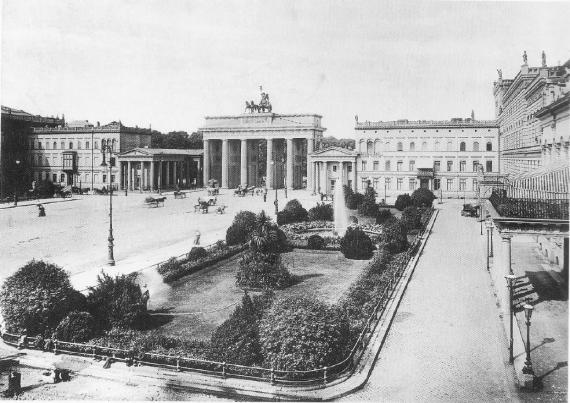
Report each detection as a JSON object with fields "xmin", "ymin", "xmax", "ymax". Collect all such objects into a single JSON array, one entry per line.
[
  {"xmin": 489, "ymin": 186, "xmax": 569, "ymax": 220},
  {"xmin": 1, "ymin": 209, "xmax": 434, "ymax": 386}
]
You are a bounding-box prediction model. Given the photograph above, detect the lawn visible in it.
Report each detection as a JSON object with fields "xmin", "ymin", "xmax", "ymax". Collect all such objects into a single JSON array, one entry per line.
[{"xmin": 138, "ymin": 249, "xmax": 371, "ymax": 340}]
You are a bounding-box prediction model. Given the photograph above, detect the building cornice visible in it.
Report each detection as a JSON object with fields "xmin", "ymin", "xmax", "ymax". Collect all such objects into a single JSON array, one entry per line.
[{"xmin": 355, "ymin": 120, "xmax": 498, "ymax": 130}]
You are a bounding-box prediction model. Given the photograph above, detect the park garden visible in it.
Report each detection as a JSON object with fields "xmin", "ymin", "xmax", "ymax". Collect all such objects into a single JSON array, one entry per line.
[{"xmin": 0, "ymin": 186, "xmax": 436, "ymax": 382}]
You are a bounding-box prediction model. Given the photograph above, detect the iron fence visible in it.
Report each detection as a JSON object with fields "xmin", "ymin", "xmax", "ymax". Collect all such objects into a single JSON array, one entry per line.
[{"xmin": 489, "ymin": 186, "xmax": 569, "ymax": 220}]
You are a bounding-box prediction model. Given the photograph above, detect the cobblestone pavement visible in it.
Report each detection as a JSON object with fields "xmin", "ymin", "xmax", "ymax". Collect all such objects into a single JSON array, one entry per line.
[{"xmin": 343, "ymin": 201, "xmax": 519, "ymax": 402}]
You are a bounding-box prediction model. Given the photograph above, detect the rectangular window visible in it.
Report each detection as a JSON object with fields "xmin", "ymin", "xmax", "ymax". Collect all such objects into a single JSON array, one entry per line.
[
  {"xmin": 409, "ymin": 178, "xmax": 416, "ymax": 190},
  {"xmin": 361, "ymin": 179, "xmax": 368, "ymax": 189},
  {"xmin": 86, "ymin": 141, "xmax": 90, "ymax": 149},
  {"xmin": 434, "ymin": 161, "xmax": 441, "ymax": 172},
  {"xmin": 459, "ymin": 179, "xmax": 466, "ymax": 191},
  {"xmin": 447, "ymin": 161, "xmax": 453, "ymax": 172},
  {"xmin": 385, "ymin": 161, "xmax": 391, "ymax": 171},
  {"xmin": 409, "ymin": 160, "xmax": 415, "ymax": 171},
  {"xmin": 60, "ymin": 173, "xmax": 65, "ymax": 182},
  {"xmin": 397, "ymin": 161, "xmax": 403, "ymax": 172},
  {"xmin": 433, "ymin": 178, "xmax": 441, "ymax": 190},
  {"xmin": 361, "ymin": 161, "xmax": 367, "ymax": 171},
  {"xmin": 397, "ymin": 178, "xmax": 403, "ymax": 190},
  {"xmin": 486, "ymin": 161, "xmax": 493, "ymax": 172},
  {"xmin": 373, "ymin": 161, "xmax": 379, "ymax": 171},
  {"xmin": 52, "ymin": 173, "xmax": 57, "ymax": 182},
  {"xmin": 472, "ymin": 179, "xmax": 478, "ymax": 190},
  {"xmin": 446, "ymin": 179, "xmax": 453, "ymax": 191},
  {"xmin": 460, "ymin": 161, "xmax": 466, "ymax": 172},
  {"xmin": 333, "ymin": 165, "xmax": 337, "ymax": 172},
  {"xmin": 78, "ymin": 141, "xmax": 82, "ymax": 150},
  {"xmin": 61, "ymin": 141, "xmax": 65, "ymax": 149},
  {"xmin": 347, "ymin": 164, "xmax": 352, "ymax": 173},
  {"xmin": 473, "ymin": 161, "xmax": 479, "ymax": 172},
  {"xmin": 373, "ymin": 178, "xmax": 379, "ymax": 190},
  {"xmin": 103, "ymin": 174, "xmax": 107, "ymax": 183},
  {"xmin": 94, "ymin": 174, "xmax": 99, "ymax": 183},
  {"xmin": 95, "ymin": 141, "xmax": 99, "ymax": 149},
  {"xmin": 385, "ymin": 177, "xmax": 391, "ymax": 190},
  {"xmin": 111, "ymin": 175, "xmax": 115, "ymax": 183}
]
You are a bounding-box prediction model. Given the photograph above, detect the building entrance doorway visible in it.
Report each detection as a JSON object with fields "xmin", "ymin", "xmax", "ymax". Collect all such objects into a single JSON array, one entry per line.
[{"xmin": 420, "ymin": 178, "xmax": 430, "ymax": 189}]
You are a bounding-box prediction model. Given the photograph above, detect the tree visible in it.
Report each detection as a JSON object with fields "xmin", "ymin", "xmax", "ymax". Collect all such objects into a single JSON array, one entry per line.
[
  {"xmin": 236, "ymin": 252, "xmax": 294, "ymax": 290},
  {"xmin": 321, "ymin": 136, "xmax": 355, "ymax": 150},
  {"xmin": 401, "ymin": 206, "xmax": 421, "ymax": 230},
  {"xmin": 259, "ymin": 296, "xmax": 350, "ymax": 371},
  {"xmin": 340, "ymin": 227, "xmax": 375, "ymax": 259},
  {"xmin": 226, "ymin": 210, "xmax": 257, "ymax": 246},
  {"xmin": 307, "ymin": 234, "xmax": 325, "ymax": 250},
  {"xmin": 0, "ymin": 260, "xmax": 82, "ymax": 335},
  {"xmin": 411, "ymin": 188, "xmax": 436, "ymax": 208},
  {"xmin": 357, "ymin": 187, "xmax": 378, "ymax": 217},
  {"xmin": 249, "ymin": 211, "xmax": 288, "ymax": 254},
  {"xmin": 308, "ymin": 203, "xmax": 334, "ymax": 221},
  {"xmin": 277, "ymin": 199, "xmax": 308, "ymax": 225},
  {"xmin": 54, "ymin": 311, "xmax": 96, "ymax": 342},
  {"xmin": 394, "ymin": 194, "xmax": 413, "ymax": 211},
  {"xmin": 382, "ymin": 218, "xmax": 408, "ymax": 253},
  {"xmin": 151, "ymin": 131, "xmax": 203, "ymax": 149},
  {"xmin": 87, "ymin": 272, "xmax": 149, "ymax": 332},
  {"xmin": 376, "ymin": 209, "xmax": 393, "ymax": 225}
]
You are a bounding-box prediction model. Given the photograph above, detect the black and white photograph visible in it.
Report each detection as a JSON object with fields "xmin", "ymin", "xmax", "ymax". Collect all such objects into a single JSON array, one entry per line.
[{"xmin": 0, "ymin": 0, "xmax": 568, "ymax": 401}]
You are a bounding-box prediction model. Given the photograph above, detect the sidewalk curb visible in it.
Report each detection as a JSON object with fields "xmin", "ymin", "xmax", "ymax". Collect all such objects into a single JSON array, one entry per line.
[
  {"xmin": 4, "ymin": 209, "xmax": 440, "ymax": 401},
  {"xmin": 0, "ymin": 198, "xmax": 78, "ymax": 209}
]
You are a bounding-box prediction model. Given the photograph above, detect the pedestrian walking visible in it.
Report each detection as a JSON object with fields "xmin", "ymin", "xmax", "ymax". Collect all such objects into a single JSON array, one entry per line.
[
  {"xmin": 37, "ymin": 204, "xmax": 46, "ymax": 217},
  {"xmin": 194, "ymin": 230, "xmax": 201, "ymax": 246}
]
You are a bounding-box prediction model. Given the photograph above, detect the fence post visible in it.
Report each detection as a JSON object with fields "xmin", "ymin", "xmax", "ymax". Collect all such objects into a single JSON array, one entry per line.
[
  {"xmin": 271, "ymin": 366, "xmax": 275, "ymax": 385},
  {"xmin": 323, "ymin": 366, "xmax": 328, "ymax": 385},
  {"xmin": 222, "ymin": 362, "xmax": 226, "ymax": 379},
  {"xmin": 176, "ymin": 356, "xmax": 181, "ymax": 372},
  {"xmin": 53, "ymin": 340, "xmax": 58, "ymax": 355}
]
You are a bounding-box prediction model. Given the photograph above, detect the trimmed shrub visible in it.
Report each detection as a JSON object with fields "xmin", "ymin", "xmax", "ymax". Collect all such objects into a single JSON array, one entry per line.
[
  {"xmin": 236, "ymin": 252, "xmax": 294, "ymax": 290},
  {"xmin": 382, "ymin": 218, "xmax": 408, "ymax": 253},
  {"xmin": 277, "ymin": 199, "xmax": 308, "ymax": 225},
  {"xmin": 87, "ymin": 272, "xmax": 149, "ymax": 332},
  {"xmin": 226, "ymin": 211, "xmax": 257, "ymax": 245},
  {"xmin": 340, "ymin": 227, "xmax": 375, "ymax": 260},
  {"xmin": 411, "ymin": 188, "xmax": 436, "ymax": 208},
  {"xmin": 394, "ymin": 194, "xmax": 413, "ymax": 211},
  {"xmin": 187, "ymin": 247, "xmax": 208, "ymax": 261},
  {"xmin": 357, "ymin": 187, "xmax": 378, "ymax": 217},
  {"xmin": 346, "ymin": 192, "xmax": 365, "ymax": 210},
  {"xmin": 210, "ymin": 293, "xmax": 262, "ymax": 365},
  {"xmin": 376, "ymin": 209, "xmax": 393, "ymax": 225},
  {"xmin": 259, "ymin": 296, "xmax": 350, "ymax": 371},
  {"xmin": 401, "ymin": 206, "xmax": 421, "ymax": 230},
  {"xmin": 307, "ymin": 234, "xmax": 325, "ymax": 250},
  {"xmin": 308, "ymin": 203, "xmax": 334, "ymax": 221},
  {"xmin": 54, "ymin": 311, "xmax": 95, "ymax": 342},
  {"xmin": 0, "ymin": 260, "xmax": 81, "ymax": 335},
  {"xmin": 343, "ymin": 185, "xmax": 354, "ymax": 203}
]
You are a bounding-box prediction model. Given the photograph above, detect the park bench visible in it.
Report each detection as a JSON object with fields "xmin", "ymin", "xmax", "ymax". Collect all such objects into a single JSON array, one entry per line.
[
  {"xmin": 174, "ymin": 191, "xmax": 187, "ymax": 199},
  {"xmin": 145, "ymin": 196, "xmax": 166, "ymax": 208}
]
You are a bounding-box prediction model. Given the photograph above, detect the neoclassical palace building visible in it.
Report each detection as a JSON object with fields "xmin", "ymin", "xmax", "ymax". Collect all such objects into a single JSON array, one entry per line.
[
  {"xmin": 200, "ymin": 109, "xmax": 325, "ymax": 190},
  {"xmin": 310, "ymin": 116, "xmax": 499, "ymax": 199}
]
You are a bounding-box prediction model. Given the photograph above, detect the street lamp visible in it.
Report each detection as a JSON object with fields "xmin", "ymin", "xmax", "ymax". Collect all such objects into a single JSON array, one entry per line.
[
  {"xmin": 14, "ymin": 160, "xmax": 20, "ymax": 206},
  {"xmin": 504, "ymin": 274, "xmax": 517, "ymax": 363},
  {"xmin": 100, "ymin": 144, "xmax": 115, "ymax": 266},
  {"xmin": 485, "ymin": 218, "xmax": 493, "ymax": 271},
  {"xmin": 271, "ymin": 160, "xmax": 278, "ymax": 215},
  {"xmin": 522, "ymin": 304, "xmax": 536, "ymax": 389},
  {"xmin": 282, "ymin": 158, "xmax": 287, "ymax": 198}
]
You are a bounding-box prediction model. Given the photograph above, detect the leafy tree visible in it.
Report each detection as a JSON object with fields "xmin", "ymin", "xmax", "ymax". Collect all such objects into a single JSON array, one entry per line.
[
  {"xmin": 0, "ymin": 260, "xmax": 82, "ymax": 335},
  {"xmin": 346, "ymin": 192, "xmax": 365, "ymax": 210},
  {"xmin": 54, "ymin": 311, "xmax": 96, "ymax": 342},
  {"xmin": 340, "ymin": 227, "xmax": 375, "ymax": 259},
  {"xmin": 321, "ymin": 136, "xmax": 355, "ymax": 150},
  {"xmin": 394, "ymin": 194, "xmax": 413, "ymax": 211},
  {"xmin": 259, "ymin": 296, "xmax": 350, "ymax": 371},
  {"xmin": 87, "ymin": 272, "xmax": 149, "ymax": 332},
  {"xmin": 401, "ymin": 206, "xmax": 421, "ymax": 230},
  {"xmin": 277, "ymin": 199, "xmax": 308, "ymax": 225},
  {"xmin": 382, "ymin": 218, "xmax": 408, "ymax": 253},
  {"xmin": 226, "ymin": 210, "xmax": 257, "ymax": 246},
  {"xmin": 307, "ymin": 202, "xmax": 334, "ymax": 221},
  {"xmin": 151, "ymin": 131, "xmax": 203, "ymax": 149},
  {"xmin": 376, "ymin": 209, "xmax": 393, "ymax": 225},
  {"xmin": 357, "ymin": 187, "xmax": 378, "ymax": 217},
  {"xmin": 411, "ymin": 188, "xmax": 436, "ymax": 208}
]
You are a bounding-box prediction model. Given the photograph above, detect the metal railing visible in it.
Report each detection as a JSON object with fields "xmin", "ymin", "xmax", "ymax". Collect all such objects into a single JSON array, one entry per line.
[
  {"xmin": 2, "ymin": 209, "xmax": 434, "ymax": 386},
  {"xmin": 489, "ymin": 187, "xmax": 569, "ymax": 220}
]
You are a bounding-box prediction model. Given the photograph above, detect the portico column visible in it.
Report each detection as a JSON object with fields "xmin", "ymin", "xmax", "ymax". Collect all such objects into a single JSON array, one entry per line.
[
  {"xmin": 241, "ymin": 139, "xmax": 248, "ymax": 187},
  {"xmin": 307, "ymin": 138, "xmax": 314, "ymax": 192},
  {"xmin": 352, "ymin": 160, "xmax": 357, "ymax": 192},
  {"xmin": 286, "ymin": 138, "xmax": 294, "ymax": 190},
  {"xmin": 266, "ymin": 138, "xmax": 273, "ymax": 189},
  {"xmin": 173, "ymin": 161, "xmax": 178, "ymax": 187},
  {"xmin": 203, "ymin": 139, "xmax": 210, "ymax": 186},
  {"xmin": 165, "ymin": 161, "xmax": 170, "ymax": 187},
  {"xmin": 222, "ymin": 139, "xmax": 229, "ymax": 188},
  {"xmin": 158, "ymin": 160, "xmax": 163, "ymax": 192},
  {"xmin": 127, "ymin": 161, "xmax": 132, "ymax": 191},
  {"xmin": 150, "ymin": 161, "xmax": 155, "ymax": 191},
  {"xmin": 502, "ymin": 234, "xmax": 513, "ymax": 275}
]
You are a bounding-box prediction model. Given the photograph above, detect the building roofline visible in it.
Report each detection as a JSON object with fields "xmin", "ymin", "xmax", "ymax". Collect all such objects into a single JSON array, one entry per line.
[{"xmin": 355, "ymin": 119, "xmax": 498, "ymax": 130}]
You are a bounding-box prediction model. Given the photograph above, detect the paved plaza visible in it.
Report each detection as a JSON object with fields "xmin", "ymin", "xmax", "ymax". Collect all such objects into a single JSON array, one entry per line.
[{"xmin": 0, "ymin": 189, "xmax": 320, "ymax": 290}]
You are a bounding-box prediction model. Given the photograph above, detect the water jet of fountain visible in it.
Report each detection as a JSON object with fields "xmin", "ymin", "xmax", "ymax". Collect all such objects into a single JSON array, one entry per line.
[{"xmin": 334, "ymin": 182, "xmax": 348, "ymax": 237}]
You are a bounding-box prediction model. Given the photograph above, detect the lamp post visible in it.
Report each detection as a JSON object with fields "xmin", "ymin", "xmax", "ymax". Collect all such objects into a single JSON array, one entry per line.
[
  {"xmin": 14, "ymin": 160, "xmax": 20, "ymax": 206},
  {"xmin": 522, "ymin": 304, "xmax": 536, "ymax": 388},
  {"xmin": 485, "ymin": 218, "xmax": 493, "ymax": 271},
  {"xmin": 490, "ymin": 223, "xmax": 494, "ymax": 257},
  {"xmin": 504, "ymin": 274, "xmax": 517, "ymax": 363},
  {"xmin": 282, "ymin": 158, "xmax": 287, "ymax": 199},
  {"xmin": 100, "ymin": 145, "xmax": 115, "ymax": 266},
  {"xmin": 271, "ymin": 160, "xmax": 278, "ymax": 215}
]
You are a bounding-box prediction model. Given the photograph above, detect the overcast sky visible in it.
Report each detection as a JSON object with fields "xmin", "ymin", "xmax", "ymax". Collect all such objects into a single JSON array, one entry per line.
[{"xmin": 2, "ymin": 0, "xmax": 569, "ymax": 136}]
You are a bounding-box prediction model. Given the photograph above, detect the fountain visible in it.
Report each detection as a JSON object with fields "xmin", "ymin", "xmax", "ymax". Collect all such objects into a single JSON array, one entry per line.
[{"xmin": 333, "ymin": 183, "xmax": 348, "ymax": 236}]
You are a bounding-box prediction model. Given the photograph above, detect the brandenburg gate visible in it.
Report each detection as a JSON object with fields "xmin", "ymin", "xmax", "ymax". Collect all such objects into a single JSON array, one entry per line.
[{"xmin": 200, "ymin": 93, "xmax": 325, "ymax": 190}]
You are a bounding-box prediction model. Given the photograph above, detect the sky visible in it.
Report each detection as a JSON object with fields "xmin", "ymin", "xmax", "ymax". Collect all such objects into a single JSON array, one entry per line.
[{"xmin": 1, "ymin": 0, "xmax": 569, "ymax": 137}]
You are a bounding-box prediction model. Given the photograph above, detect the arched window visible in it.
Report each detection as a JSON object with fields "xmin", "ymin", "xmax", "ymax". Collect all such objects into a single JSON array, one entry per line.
[
  {"xmin": 486, "ymin": 142, "xmax": 492, "ymax": 151},
  {"xmin": 53, "ymin": 141, "xmax": 57, "ymax": 149},
  {"xmin": 473, "ymin": 142, "xmax": 479, "ymax": 151},
  {"xmin": 409, "ymin": 142, "xmax": 415, "ymax": 151},
  {"xmin": 459, "ymin": 141, "xmax": 466, "ymax": 151},
  {"xmin": 397, "ymin": 142, "xmax": 403, "ymax": 151},
  {"xmin": 422, "ymin": 141, "xmax": 427, "ymax": 151},
  {"xmin": 434, "ymin": 141, "xmax": 439, "ymax": 151},
  {"xmin": 374, "ymin": 140, "xmax": 382, "ymax": 154},
  {"xmin": 69, "ymin": 141, "xmax": 73, "ymax": 149},
  {"xmin": 385, "ymin": 142, "xmax": 390, "ymax": 151},
  {"xmin": 367, "ymin": 141, "xmax": 374, "ymax": 155},
  {"xmin": 359, "ymin": 140, "xmax": 366, "ymax": 153},
  {"xmin": 446, "ymin": 141, "xmax": 452, "ymax": 151}
]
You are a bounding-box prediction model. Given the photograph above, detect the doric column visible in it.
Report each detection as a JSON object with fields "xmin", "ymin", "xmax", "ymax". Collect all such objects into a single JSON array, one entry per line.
[
  {"xmin": 119, "ymin": 162, "xmax": 124, "ymax": 190},
  {"xmin": 127, "ymin": 161, "xmax": 132, "ymax": 190},
  {"xmin": 173, "ymin": 161, "xmax": 178, "ymax": 187},
  {"xmin": 352, "ymin": 160, "xmax": 357, "ymax": 192},
  {"xmin": 158, "ymin": 160, "xmax": 163, "ymax": 192},
  {"xmin": 203, "ymin": 139, "xmax": 210, "ymax": 186},
  {"xmin": 502, "ymin": 234, "xmax": 513, "ymax": 275},
  {"xmin": 221, "ymin": 139, "xmax": 229, "ymax": 188},
  {"xmin": 241, "ymin": 139, "xmax": 248, "ymax": 187},
  {"xmin": 150, "ymin": 161, "xmax": 155, "ymax": 191},
  {"xmin": 266, "ymin": 138, "xmax": 273, "ymax": 189},
  {"xmin": 286, "ymin": 138, "xmax": 294, "ymax": 190},
  {"xmin": 307, "ymin": 138, "xmax": 314, "ymax": 191},
  {"xmin": 165, "ymin": 161, "xmax": 170, "ymax": 187}
]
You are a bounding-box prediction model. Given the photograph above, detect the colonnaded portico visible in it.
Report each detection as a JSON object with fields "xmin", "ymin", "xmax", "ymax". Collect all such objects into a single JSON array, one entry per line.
[{"xmin": 200, "ymin": 113, "xmax": 325, "ymax": 189}]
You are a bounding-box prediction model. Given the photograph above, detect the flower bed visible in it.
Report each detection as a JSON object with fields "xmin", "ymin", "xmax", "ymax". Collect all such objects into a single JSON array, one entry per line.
[{"xmin": 157, "ymin": 243, "xmax": 248, "ymax": 283}]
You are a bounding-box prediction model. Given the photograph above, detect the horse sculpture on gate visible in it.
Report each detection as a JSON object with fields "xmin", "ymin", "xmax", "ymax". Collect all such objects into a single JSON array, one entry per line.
[{"xmin": 245, "ymin": 92, "xmax": 272, "ymax": 113}]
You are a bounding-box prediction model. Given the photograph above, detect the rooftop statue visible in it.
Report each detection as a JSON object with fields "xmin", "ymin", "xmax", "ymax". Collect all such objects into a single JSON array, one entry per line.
[
  {"xmin": 244, "ymin": 91, "xmax": 272, "ymax": 113},
  {"xmin": 523, "ymin": 50, "xmax": 528, "ymax": 65},
  {"xmin": 542, "ymin": 51, "xmax": 547, "ymax": 67},
  {"xmin": 497, "ymin": 69, "xmax": 502, "ymax": 80}
]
